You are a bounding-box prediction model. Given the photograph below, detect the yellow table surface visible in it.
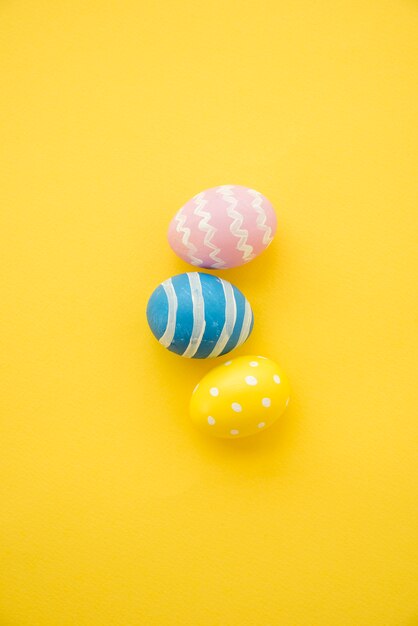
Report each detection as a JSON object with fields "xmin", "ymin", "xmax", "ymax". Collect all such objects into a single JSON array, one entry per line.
[{"xmin": 1, "ymin": 1, "xmax": 417, "ymax": 624}]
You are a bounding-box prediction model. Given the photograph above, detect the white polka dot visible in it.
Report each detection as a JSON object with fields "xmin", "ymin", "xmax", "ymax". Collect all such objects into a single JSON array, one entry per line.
[
  {"xmin": 224, "ymin": 361, "xmax": 232, "ymax": 366},
  {"xmin": 231, "ymin": 402, "xmax": 242, "ymax": 412},
  {"xmin": 245, "ymin": 376, "xmax": 258, "ymax": 386},
  {"xmin": 207, "ymin": 416, "xmax": 216, "ymax": 425},
  {"xmin": 258, "ymin": 422, "xmax": 266, "ymax": 429},
  {"xmin": 286, "ymin": 397, "xmax": 290, "ymax": 407},
  {"xmin": 230, "ymin": 429, "xmax": 239, "ymax": 436},
  {"xmin": 210, "ymin": 387, "xmax": 219, "ymax": 397},
  {"xmin": 249, "ymin": 361, "xmax": 259, "ymax": 367},
  {"xmin": 273, "ymin": 374, "xmax": 281, "ymax": 384},
  {"xmin": 262, "ymin": 397, "xmax": 271, "ymax": 407}
]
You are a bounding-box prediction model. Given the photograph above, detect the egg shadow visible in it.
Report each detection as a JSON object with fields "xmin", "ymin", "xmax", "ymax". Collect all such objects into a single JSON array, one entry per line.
[
  {"xmin": 187, "ymin": 401, "xmax": 298, "ymax": 479},
  {"xmin": 167, "ymin": 237, "xmax": 282, "ymax": 298}
]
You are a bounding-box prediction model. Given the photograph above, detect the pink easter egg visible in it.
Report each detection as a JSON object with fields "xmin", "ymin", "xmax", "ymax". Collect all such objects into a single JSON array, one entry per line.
[{"xmin": 167, "ymin": 185, "xmax": 277, "ymax": 269}]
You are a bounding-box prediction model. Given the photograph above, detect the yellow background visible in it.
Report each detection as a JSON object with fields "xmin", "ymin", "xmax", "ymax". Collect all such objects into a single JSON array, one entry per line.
[{"xmin": 1, "ymin": 1, "xmax": 417, "ymax": 624}]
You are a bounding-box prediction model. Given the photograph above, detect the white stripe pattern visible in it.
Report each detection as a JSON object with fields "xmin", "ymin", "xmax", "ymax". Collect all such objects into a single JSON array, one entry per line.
[
  {"xmin": 159, "ymin": 279, "xmax": 178, "ymax": 348},
  {"xmin": 216, "ymin": 185, "xmax": 255, "ymax": 262},
  {"xmin": 247, "ymin": 189, "xmax": 274, "ymax": 246},
  {"xmin": 208, "ymin": 280, "xmax": 237, "ymax": 357},
  {"xmin": 182, "ymin": 273, "xmax": 206, "ymax": 358},
  {"xmin": 193, "ymin": 192, "xmax": 226, "ymax": 269},
  {"xmin": 174, "ymin": 208, "xmax": 202, "ymax": 266},
  {"xmin": 236, "ymin": 299, "xmax": 253, "ymax": 347}
]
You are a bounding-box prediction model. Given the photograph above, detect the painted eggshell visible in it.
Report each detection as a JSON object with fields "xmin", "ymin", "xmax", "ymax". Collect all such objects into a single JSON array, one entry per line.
[
  {"xmin": 168, "ymin": 185, "xmax": 277, "ymax": 269},
  {"xmin": 146, "ymin": 272, "xmax": 254, "ymax": 359},
  {"xmin": 190, "ymin": 355, "xmax": 290, "ymax": 438}
]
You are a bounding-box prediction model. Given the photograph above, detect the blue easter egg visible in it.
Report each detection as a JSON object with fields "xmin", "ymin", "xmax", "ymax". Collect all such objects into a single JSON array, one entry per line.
[{"xmin": 146, "ymin": 272, "xmax": 254, "ymax": 358}]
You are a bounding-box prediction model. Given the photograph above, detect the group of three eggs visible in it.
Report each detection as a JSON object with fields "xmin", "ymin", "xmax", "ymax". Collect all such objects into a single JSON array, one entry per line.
[{"xmin": 146, "ymin": 184, "xmax": 290, "ymax": 439}]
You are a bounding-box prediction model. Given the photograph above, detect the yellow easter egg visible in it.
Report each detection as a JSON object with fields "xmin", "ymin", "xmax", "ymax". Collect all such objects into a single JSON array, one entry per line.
[{"xmin": 190, "ymin": 355, "xmax": 290, "ymax": 438}]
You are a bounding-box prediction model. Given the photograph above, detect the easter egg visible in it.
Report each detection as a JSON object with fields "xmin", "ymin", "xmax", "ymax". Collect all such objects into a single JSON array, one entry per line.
[
  {"xmin": 168, "ymin": 185, "xmax": 277, "ymax": 269},
  {"xmin": 146, "ymin": 272, "xmax": 254, "ymax": 358},
  {"xmin": 190, "ymin": 355, "xmax": 290, "ymax": 438}
]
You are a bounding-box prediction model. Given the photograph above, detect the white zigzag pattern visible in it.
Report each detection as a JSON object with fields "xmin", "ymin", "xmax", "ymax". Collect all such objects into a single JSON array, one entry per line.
[
  {"xmin": 193, "ymin": 192, "xmax": 226, "ymax": 269},
  {"xmin": 247, "ymin": 189, "xmax": 274, "ymax": 246},
  {"xmin": 216, "ymin": 185, "xmax": 254, "ymax": 261},
  {"xmin": 174, "ymin": 208, "xmax": 202, "ymax": 266}
]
